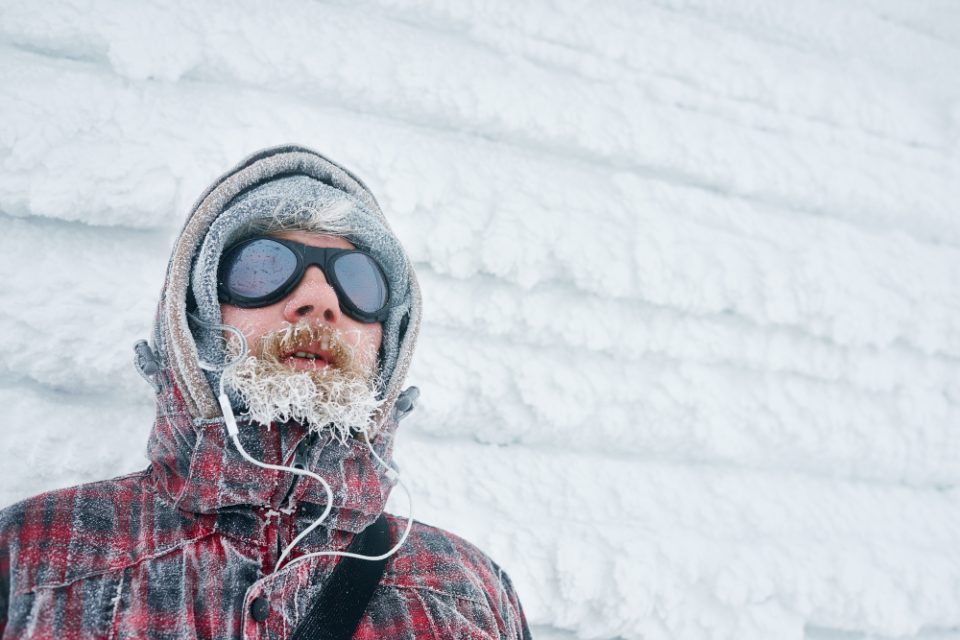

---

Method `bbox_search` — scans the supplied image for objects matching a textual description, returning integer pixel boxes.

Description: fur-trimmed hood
[139,145,422,532]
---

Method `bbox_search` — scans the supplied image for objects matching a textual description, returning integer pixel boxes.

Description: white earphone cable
[211,337,413,574]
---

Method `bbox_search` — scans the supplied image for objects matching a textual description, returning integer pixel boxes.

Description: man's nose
[281,266,341,324]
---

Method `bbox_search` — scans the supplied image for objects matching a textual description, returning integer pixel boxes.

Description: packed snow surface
[1,1,959,638]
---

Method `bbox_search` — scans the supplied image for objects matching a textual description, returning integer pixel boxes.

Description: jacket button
[250,597,270,622]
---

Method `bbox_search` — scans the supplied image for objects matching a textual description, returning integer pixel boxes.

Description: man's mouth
[279,346,333,370]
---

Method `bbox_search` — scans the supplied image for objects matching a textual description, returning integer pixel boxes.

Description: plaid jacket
[0,382,531,639]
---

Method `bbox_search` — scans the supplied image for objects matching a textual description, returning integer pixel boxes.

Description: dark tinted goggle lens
[220,238,389,321]
[333,252,388,314]
[223,239,298,298]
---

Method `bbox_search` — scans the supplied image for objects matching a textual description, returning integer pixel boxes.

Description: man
[0,145,530,639]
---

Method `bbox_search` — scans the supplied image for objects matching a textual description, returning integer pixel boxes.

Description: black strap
[290,514,392,640]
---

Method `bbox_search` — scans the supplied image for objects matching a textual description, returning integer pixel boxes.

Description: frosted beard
[221,321,384,442]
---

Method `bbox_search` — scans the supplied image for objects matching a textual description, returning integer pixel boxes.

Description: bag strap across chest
[290,514,391,640]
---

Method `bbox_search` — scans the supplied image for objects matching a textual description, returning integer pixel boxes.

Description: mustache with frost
[221,321,384,442]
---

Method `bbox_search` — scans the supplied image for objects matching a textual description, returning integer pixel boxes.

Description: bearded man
[0,146,530,639]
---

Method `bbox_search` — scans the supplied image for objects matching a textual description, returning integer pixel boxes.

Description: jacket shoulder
[382,517,505,594]
[0,470,213,594]
[381,516,530,638]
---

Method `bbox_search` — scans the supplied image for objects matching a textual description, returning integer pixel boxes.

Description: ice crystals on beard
[222,321,384,442]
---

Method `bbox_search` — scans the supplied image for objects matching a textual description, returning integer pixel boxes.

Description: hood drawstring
[393,386,420,423]
[133,340,163,393]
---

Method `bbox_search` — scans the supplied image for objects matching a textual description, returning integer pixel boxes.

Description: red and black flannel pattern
[0,379,530,639]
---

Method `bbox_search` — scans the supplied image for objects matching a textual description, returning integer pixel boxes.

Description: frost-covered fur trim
[156,146,421,424]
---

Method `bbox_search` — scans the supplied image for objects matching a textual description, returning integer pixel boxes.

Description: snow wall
[1,1,960,638]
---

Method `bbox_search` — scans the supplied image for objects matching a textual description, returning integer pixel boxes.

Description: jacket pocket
[10,572,122,640]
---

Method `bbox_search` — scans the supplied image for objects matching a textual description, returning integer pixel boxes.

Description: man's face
[219,230,386,436]
[220,230,384,376]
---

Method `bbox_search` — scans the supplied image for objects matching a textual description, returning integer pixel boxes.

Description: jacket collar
[147,376,394,533]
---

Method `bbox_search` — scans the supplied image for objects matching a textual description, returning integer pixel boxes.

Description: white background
[1,1,959,638]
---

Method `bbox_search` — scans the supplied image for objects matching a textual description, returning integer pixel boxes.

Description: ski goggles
[217,236,390,323]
